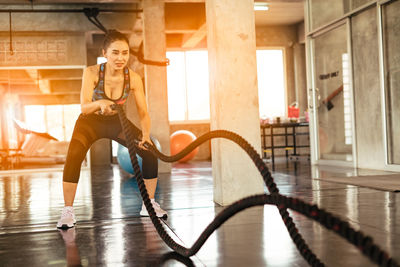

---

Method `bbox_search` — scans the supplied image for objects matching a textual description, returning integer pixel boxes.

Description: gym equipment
[114,104,398,267]
[117,144,141,174]
[170,130,199,163]
[117,136,161,175]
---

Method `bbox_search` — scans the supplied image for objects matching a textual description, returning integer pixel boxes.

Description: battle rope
[115,105,398,267]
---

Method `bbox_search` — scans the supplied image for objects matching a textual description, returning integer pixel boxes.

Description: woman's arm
[130,70,152,147]
[80,66,114,115]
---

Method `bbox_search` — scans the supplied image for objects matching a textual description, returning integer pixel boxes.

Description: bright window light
[24,105,46,133]
[167,52,187,121]
[166,51,210,121]
[256,49,286,119]
[166,49,286,122]
[185,51,210,120]
[342,53,352,145]
[24,104,81,141]
[254,3,269,11]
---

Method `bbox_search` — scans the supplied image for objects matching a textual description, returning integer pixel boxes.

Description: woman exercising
[57,30,167,229]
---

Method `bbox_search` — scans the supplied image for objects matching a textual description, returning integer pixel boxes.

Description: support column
[206,0,264,205]
[142,0,171,173]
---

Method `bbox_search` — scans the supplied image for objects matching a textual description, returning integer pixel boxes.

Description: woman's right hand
[97,99,116,115]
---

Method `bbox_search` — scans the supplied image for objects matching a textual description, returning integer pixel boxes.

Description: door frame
[306,17,357,168]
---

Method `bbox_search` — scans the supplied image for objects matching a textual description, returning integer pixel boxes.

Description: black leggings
[63,113,158,183]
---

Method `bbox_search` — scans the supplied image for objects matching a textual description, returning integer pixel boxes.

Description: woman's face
[103,40,130,70]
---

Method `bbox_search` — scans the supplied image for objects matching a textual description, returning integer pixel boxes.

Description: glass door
[310,22,354,165]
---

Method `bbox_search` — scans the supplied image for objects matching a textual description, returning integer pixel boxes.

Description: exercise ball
[117,136,161,175]
[170,130,199,163]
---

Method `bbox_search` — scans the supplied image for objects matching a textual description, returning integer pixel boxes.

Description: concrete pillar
[142,0,171,173]
[206,0,264,206]
[90,139,111,167]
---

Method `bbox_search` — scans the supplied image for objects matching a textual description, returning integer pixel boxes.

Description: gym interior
[0,0,399,266]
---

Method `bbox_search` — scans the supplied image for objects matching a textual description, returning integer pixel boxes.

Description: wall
[0,34,86,67]
[351,6,385,169]
[309,0,344,30]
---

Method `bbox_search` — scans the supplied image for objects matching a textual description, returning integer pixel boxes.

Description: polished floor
[0,158,399,267]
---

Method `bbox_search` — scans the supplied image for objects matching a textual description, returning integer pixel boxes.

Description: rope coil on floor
[115,105,398,267]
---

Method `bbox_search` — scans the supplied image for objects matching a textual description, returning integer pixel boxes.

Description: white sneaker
[140,199,168,218]
[57,206,76,229]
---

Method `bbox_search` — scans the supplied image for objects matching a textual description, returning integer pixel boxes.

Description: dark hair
[103,29,130,51]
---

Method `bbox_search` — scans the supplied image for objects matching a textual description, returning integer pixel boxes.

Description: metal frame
[307,0,376,37]
[305,37,318,164]
[377,1,389,168]
[305,1,356,168]
[346,17,358,169]
[377,0,400,171]
[304,0,318,164]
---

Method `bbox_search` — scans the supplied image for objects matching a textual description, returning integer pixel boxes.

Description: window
[167,51,210,121]
[24,104,81,141]
[256,49,286,119]
[166,49,286,121]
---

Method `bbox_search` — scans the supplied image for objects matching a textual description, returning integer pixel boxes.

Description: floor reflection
[262,205,303,266]
[58,228,83,267]
[0,159,399,266]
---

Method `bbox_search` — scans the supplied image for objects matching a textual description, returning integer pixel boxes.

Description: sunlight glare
[167,52,187,121]
[256,50,286,119]
[185,51,210,120]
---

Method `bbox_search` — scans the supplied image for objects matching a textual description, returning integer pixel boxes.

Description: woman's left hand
[138,134,151,150]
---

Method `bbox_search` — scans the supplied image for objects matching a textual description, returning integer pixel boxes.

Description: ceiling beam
[165,3,205,34]
[25,69,51,94]
[39,69,83,80]
[181,22,206,48]
[50,80,81,93]
[19,93,80,106]
[0,84,41,94]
